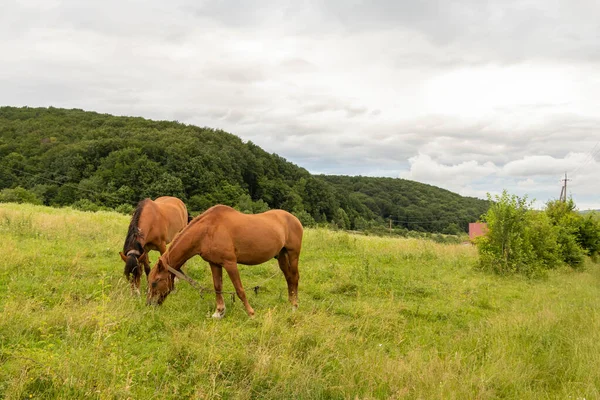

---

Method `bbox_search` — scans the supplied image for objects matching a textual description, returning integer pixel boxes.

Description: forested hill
[321,175,488,234]
[0,106,488,233]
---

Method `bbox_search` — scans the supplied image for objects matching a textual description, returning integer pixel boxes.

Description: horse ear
[138,252,148,264]
[156,258,165,272]
[119,252,127,262]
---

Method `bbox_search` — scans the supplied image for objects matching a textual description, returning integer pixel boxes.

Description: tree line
[0,106,489,233]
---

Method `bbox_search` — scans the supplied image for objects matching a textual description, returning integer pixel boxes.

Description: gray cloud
[1,0,599,208]
[320,0,600,63]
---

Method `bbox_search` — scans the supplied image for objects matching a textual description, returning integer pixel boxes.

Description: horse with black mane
[120,196,191,295]
[146,205,303,318]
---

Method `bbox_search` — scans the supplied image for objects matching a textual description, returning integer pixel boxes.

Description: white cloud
[502,153,587,177]
[399,153,499,194]
[517,178,536,188]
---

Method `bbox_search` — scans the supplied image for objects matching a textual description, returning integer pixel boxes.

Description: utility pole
[559,172,571,202]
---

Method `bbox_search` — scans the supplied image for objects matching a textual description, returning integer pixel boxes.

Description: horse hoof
[212,310,225,319]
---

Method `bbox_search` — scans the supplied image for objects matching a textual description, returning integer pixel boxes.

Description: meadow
[1,203,600,399]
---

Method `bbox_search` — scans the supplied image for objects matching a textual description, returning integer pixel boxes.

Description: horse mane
[166,205,216,253]
[123,199,148,253]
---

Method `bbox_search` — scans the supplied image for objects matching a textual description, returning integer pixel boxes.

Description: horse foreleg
[210,263,226,319]
[277,249,300,309]
[143,257,151,277]
[223,261,255,317]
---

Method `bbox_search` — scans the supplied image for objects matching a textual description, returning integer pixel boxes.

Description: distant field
[1,203,600,399]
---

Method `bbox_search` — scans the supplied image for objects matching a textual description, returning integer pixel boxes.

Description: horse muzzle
[146,295,164,306]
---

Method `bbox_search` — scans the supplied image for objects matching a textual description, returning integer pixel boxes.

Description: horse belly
[236,249,278,266]
[234,233,283,266]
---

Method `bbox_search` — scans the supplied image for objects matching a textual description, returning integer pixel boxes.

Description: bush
[477,192,600,276]
[477,191,539,276]
[443,223,462,235]
[71,199,100,212]
[546,199,586,268]
[0,187,43,205]
[576,214,600,259]
[524,211,561,270]
[115,203,134,215]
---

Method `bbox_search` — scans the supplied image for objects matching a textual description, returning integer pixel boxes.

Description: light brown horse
[119,196,190,295]
[146,205,303,318]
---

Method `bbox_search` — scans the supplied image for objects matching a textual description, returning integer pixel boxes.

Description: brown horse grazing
[119,196,190,295]
[146,205,303,318]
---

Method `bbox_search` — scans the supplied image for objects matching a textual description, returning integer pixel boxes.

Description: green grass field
[1,203,600,399]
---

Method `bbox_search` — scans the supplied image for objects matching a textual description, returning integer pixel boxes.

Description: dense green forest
[0,106,488,233]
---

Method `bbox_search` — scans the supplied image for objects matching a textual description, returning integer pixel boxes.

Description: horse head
[146,258,175,306]
[119,250,148,281]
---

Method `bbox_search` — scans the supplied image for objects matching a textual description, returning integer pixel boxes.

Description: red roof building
[469,222,488,240]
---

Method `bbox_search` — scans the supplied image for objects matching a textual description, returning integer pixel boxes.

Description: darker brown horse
[146,205,303,318]
[120,196,191,295]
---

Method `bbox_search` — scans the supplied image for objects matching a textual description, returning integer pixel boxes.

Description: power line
[571,141,600,176]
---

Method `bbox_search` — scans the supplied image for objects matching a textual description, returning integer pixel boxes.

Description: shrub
[477,191,539,276]
[115,203,134,215]
[0,186,43,205]
[545,199,586,268]
[477,193,600,276]
[71,199,100,212]
[576,213,600,259]
[524,211,561,270]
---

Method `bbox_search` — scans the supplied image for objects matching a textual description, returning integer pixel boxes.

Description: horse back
[206,207,303,263]
[146,197,188,243]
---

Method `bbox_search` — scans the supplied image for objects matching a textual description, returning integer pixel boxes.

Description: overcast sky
[2,0,599,209]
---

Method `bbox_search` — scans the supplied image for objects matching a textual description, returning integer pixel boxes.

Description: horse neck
[136,217,153,246]
[136,202,164,247]
[163,228,200,271]
[125,199,152,252]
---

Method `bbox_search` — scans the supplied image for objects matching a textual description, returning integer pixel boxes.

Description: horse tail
[187,208,193,224]
[124,255,139,280]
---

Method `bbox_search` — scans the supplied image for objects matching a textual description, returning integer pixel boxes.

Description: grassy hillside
[0,106,489,233]
[1,203,599,399]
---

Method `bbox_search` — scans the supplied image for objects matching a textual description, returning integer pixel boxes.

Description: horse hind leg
[277,248,299,310]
